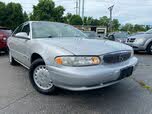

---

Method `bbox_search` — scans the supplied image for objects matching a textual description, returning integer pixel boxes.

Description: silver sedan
[7,21,138,95]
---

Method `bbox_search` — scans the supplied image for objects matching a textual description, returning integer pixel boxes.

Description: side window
[13,25,23,36]
[21,24,30,36]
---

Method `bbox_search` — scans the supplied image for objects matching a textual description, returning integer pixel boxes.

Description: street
[0,53,152,114]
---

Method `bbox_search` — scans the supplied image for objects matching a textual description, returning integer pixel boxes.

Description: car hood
[38,38,132,55]
[129,33,152,39]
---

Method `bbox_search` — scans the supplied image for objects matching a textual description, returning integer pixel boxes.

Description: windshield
[114,32,129,38]
[146,29,152,34]
[32,22,86,38]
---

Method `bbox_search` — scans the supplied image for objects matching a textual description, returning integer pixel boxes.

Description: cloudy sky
[1,0,152,25]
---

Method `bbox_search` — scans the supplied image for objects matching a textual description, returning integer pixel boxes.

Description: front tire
[146,43,152,54]
[29,59,56,95]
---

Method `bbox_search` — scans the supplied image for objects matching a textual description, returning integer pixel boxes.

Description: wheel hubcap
[33,65,53,90]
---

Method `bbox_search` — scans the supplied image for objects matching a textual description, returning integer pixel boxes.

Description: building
[74,25,107,36]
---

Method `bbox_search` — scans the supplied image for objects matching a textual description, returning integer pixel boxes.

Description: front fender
[30,42,74,67]
[145,38,152,49]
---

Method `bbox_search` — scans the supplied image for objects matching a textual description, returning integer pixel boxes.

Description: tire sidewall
[147,43,152,54]
[29,59,56,95]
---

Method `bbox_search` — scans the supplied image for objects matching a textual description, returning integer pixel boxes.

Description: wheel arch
[31,53,44,64]
[146,39,152,49]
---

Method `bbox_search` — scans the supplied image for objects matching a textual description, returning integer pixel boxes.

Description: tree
[112,19,120,31]
[5,2,24,30]
[83,16,99,26]
[69,15,83,25]
[31,0,65,22]
[134,24,145,32]
[54,6,65,22]
[145,25,151,31]
[23,11,29,22]
[63,13,72,24]
[83,16,88,25]
[91,19,100,26]
[0,2,6,26]
[99,16,110,27]
[86,17,94,25]
[121,23,134,33]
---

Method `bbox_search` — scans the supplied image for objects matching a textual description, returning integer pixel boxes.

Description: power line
[82,0,85,20]
[75,0,79,15]
[108,5,114,32]
[78,0,81,15]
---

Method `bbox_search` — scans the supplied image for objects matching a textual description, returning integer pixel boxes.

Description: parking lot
[0,53,152,114]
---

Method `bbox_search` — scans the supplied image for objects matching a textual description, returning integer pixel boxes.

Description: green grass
[138,81,152,92]
[132,77,152,93]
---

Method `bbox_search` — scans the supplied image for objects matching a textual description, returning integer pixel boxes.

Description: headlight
[55,56,101,66]
[134,38,145,44]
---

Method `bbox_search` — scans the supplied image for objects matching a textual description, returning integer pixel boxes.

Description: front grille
[127,38,136,43]
[103,51,131,64]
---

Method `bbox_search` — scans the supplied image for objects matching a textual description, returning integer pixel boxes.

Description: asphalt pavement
[0,52,152,114]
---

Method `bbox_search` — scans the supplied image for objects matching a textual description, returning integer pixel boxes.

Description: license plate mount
[118,66,133,80]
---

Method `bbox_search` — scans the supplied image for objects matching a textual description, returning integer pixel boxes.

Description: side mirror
[108,35,115,41]
[15,32,30,40]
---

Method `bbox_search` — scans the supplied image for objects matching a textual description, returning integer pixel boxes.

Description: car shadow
[134,51,150,55]
[44,79,143,112]
[0,51,8,56]
[57,84,118,96]
[55,79,136,98]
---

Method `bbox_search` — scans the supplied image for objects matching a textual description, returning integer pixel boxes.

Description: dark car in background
[106,32,130,43]
[0,27,12,53]
[126,29,152,54]
[131,32,145,36]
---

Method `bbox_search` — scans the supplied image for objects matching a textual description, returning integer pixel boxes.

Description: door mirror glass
[15,32,30,40]
[108,35,115,41]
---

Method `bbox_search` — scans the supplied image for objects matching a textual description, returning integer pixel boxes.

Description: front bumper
[126,43,146,51]
[47,57,138,91]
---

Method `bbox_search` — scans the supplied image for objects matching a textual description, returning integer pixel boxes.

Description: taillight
[2,37,7,41]
[0,33,7,42]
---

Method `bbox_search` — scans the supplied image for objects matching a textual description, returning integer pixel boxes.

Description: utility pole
[75,0,78,15]
[78,0,81,16]
[82,0,85,22]
[108,5,114,32]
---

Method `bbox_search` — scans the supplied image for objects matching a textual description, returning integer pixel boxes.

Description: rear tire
[134,50,139,54]
[9,50,18,65]
[146,43,152,54]
[5,48,9,54]
[29,59,56,95]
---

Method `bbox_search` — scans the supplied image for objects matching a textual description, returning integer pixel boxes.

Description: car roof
[0,26,9,29]
[26,21,66,25]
